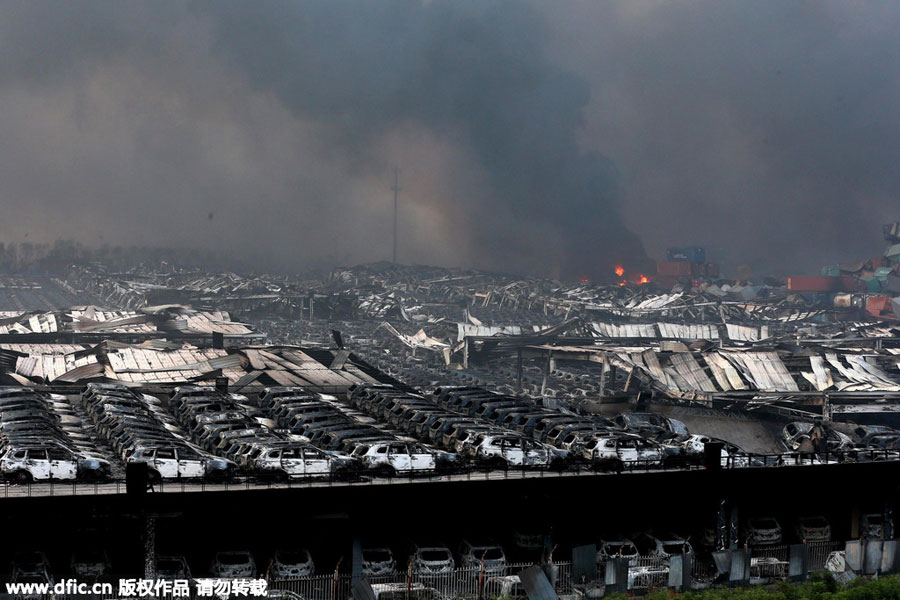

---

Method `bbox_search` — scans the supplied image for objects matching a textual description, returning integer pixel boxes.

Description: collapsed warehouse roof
[0,305,260,342]
[42,259,900,417]
[0,341,393,392]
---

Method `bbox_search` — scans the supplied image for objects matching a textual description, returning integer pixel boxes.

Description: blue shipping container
[666,246,706,262]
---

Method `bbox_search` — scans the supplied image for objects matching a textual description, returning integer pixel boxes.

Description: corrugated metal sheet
[591,322,656,338]
[665,352,718,392]
[721,351,799,392]
[726,323,767,342]
[657,322,719,340]
[457,323,523,341]
[824,353,900,391]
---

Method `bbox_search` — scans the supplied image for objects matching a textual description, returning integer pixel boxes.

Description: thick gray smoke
[198,0,646,279]
[546,1,900,275]
[0,1,898,277]
[0,0,643,279]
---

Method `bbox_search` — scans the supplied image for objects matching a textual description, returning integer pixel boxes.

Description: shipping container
[657,261,693,276]
[862,276,883,293]
[866,295,892,316]
[841,276,866,292]
[787,276,845,292]
[666,246,706,262]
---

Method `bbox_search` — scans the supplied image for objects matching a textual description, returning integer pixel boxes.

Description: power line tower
[391,167,401,264]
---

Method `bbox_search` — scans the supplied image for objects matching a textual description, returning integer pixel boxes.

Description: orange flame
[617,281,626,287]
[614,266,625,277]
[638,274,650,284]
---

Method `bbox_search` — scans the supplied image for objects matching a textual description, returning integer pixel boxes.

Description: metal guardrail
[268,562,573,600]
[808,540,846,571]
[750,544,790,563]
[1,449,898,499]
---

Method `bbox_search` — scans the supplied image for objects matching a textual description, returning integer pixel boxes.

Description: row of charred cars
[10,380,898,483]
[0,387,113,482]
[1,382,714,482]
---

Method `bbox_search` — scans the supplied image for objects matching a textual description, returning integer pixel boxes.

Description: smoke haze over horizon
[0,1,897,278]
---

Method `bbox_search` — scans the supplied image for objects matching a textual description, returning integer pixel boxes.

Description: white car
[251,444,353,479]
[210,551,257,578]
[0,446,78,482]
[641,533,693,558]
[459,540,507,576]
[362,547,397,576]
[583,435,664,468]
[125,445,233,480]
[155,555,192,580]
[781,422,853,452]
[596,538,639,566]
[794,516,831,542]
[745,517,782,546]
[269,549,315,578]
[351,442,437,474]
[70,549,111,579]
[464,433,553,468]
[861,513,884,539]
[409,544,454,577]
[10,551,54,597]
[681,435,743,458]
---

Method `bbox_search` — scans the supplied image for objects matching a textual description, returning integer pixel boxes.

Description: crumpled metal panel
[351,578,375,600]
[882,540,899,574]
[518,565,559,600]
[881,540,900,573]
[712,551,732,575]
[729,549,750,584]
[668,554,690,589]
[604,557,628,594]
[864,540,883,575]
[351,538,363,577]
[789,544,808,581]
[571,544,598,584]
[845,540,863,571]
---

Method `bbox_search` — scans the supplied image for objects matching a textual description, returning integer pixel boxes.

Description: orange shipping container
[866,295,892,316]
[657,261,692,276]
[787,276,843,292]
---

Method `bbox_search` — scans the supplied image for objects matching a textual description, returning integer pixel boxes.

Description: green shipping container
[862,276,883,293]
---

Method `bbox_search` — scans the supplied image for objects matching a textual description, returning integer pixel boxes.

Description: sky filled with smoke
[0,1,897,278]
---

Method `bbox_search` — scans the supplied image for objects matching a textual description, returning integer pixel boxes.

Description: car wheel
[206,469,229,483]
[13,470,32,484]
[147,469,162,483]
[490,456,508,470]
[601,459,623,473]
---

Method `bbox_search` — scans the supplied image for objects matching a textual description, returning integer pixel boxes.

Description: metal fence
[808,540,846,572]
[750,544,790,563]
[16,543,887,600]
[268,562,573,600]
